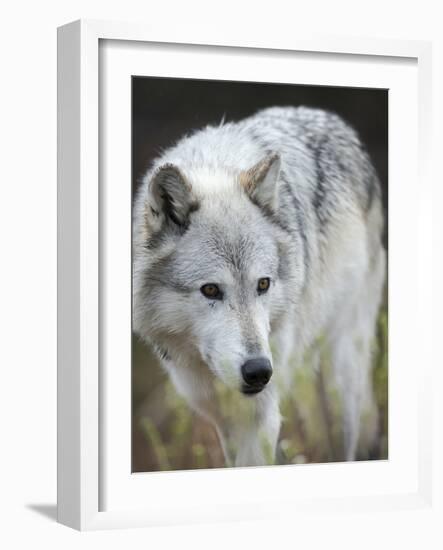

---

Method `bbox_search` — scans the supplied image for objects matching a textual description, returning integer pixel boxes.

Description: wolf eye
[200,283,222,300]
[257,277,270,294]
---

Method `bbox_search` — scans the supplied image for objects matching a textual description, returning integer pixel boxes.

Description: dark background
[132,77,388,237]
[131,77,389,472]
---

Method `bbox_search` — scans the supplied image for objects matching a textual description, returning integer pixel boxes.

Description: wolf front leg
[231,386,281,467]
[165,358,281,467]
[188,382,281,468]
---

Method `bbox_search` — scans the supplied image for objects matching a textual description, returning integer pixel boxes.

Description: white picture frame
[57,19,434,531]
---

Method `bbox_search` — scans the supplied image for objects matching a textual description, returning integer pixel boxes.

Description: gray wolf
[132,106,386,467]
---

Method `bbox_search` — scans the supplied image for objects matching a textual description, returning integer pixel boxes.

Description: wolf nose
[241,358,273,389]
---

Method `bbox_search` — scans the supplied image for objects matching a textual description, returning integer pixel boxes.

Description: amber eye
[200,283,222,300]
[257,277,270,294]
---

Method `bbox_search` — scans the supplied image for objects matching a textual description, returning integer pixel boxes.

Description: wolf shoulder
[253,106,381,215]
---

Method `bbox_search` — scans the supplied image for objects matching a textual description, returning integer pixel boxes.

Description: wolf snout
[241,358,273,395]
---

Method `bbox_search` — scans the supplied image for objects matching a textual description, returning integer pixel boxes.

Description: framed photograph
[57,19,433,530]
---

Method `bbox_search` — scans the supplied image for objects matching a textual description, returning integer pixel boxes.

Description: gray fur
[133,106,386,466]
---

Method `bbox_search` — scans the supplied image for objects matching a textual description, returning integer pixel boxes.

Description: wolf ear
[147,164,196,230]
[239,153,281,213]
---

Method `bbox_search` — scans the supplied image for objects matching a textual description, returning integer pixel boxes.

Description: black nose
[241,358,273,391]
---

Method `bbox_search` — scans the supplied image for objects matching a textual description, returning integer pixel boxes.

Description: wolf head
[133,153,302,395]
